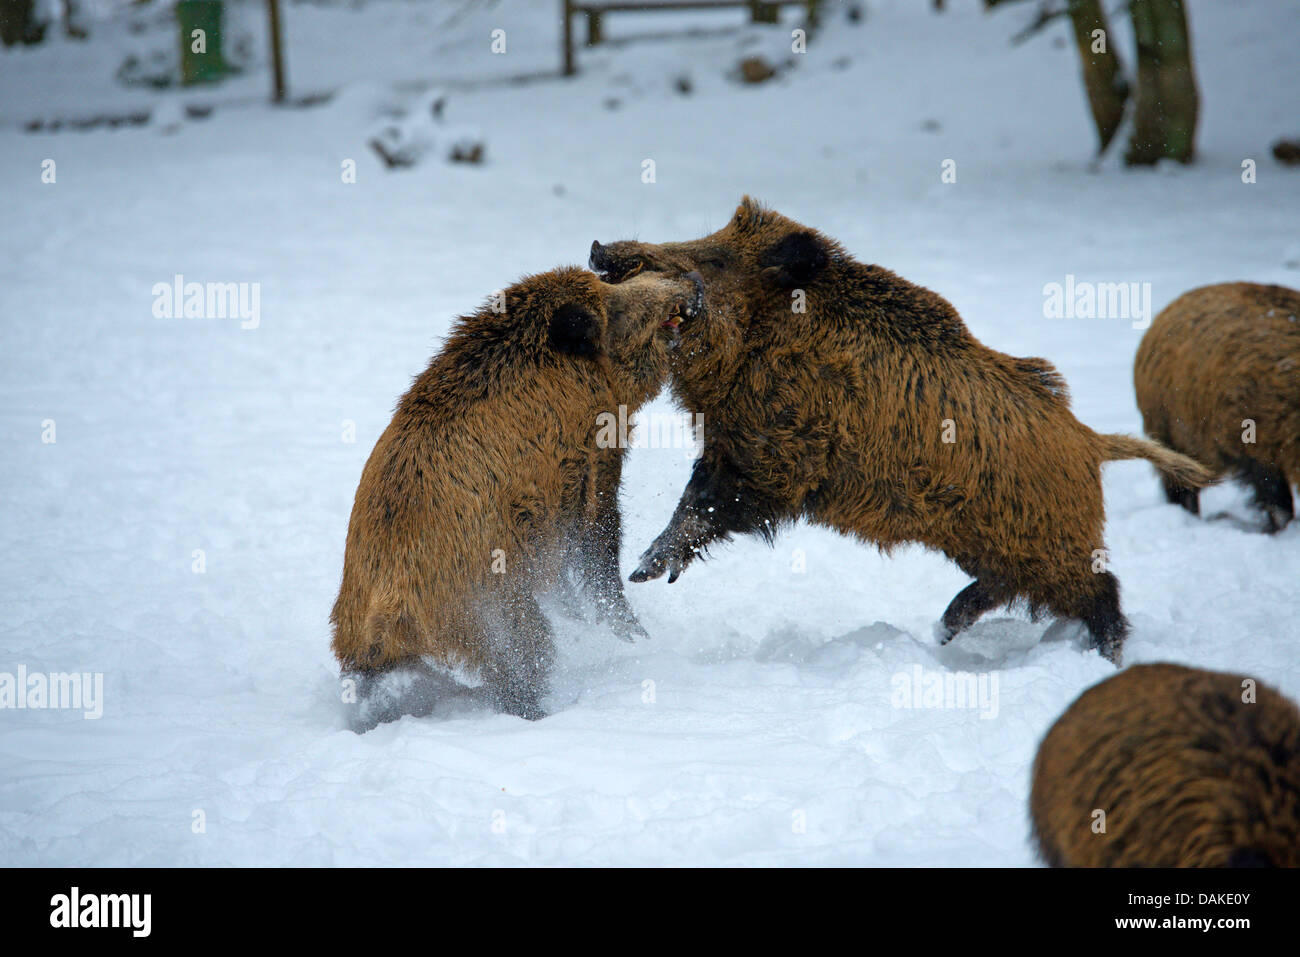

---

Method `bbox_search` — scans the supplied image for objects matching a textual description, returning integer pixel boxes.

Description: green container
[178,0,226,85]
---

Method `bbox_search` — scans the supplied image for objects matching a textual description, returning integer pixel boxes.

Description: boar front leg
[577,452,649,640]
[630,450,774,584]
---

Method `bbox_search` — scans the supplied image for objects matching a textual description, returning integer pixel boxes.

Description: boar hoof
[602,601,650,641]
[630,551,668,582]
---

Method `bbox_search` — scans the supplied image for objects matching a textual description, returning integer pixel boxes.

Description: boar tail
[1098,433,1217,489]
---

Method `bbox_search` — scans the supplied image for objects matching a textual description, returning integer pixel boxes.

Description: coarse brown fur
[592,197,1215,664]
[330,266,702,721]
[1030,663,1300,867]
[1135,281,1300,532]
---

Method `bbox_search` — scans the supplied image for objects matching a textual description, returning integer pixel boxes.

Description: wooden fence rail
[562,0,819,76]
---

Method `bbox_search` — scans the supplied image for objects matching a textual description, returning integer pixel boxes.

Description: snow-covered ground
[1,0,1297,866]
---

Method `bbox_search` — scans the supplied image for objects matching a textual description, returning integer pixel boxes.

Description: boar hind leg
[630,451,777,584]
[484,592,555,721]
[1239,459,1294,533]
[1162,474,1201,515]
[1065,571,1127,666]
[939,579,1007,643]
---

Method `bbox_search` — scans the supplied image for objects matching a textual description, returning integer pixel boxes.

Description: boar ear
[760,231,829,288]
[548,302,602,357]
[733,196,768,232]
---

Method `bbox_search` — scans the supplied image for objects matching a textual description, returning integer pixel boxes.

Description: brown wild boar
[591,197,1213,664]
[1135,281,1300,532]
[330,266,703,721]
[1030,662,1300,867]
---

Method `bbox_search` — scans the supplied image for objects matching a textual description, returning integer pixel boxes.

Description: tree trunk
[1126,0,1199,165]
[0,0,46,46]
[1066,0,1128,154]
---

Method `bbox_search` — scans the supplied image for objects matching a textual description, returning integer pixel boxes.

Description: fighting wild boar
[331,266,702,722]
[591,198,1212,663]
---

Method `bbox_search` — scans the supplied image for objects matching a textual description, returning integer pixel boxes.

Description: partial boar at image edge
[1030,663,1300,867]
[329,267,702,724]
[594,197,1215,665]
[1135,280,1300,533]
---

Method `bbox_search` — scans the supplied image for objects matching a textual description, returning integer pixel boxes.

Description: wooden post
[586,8,603,46]
[562,0,576,76]
[266,0,287,103]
